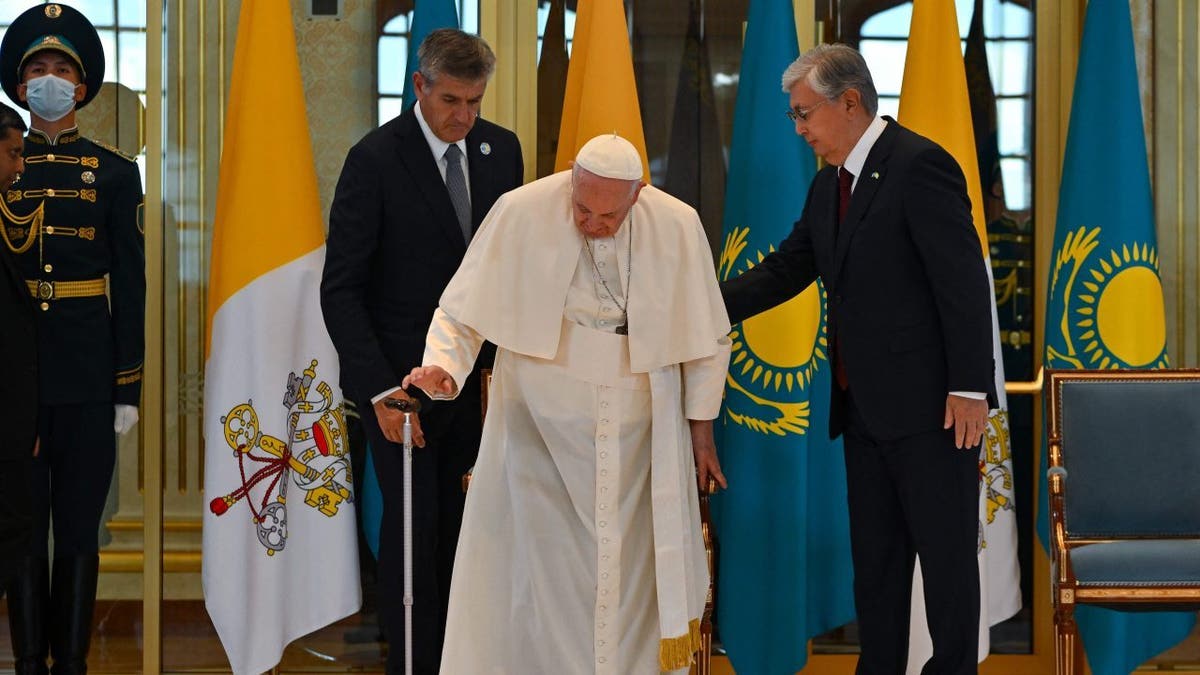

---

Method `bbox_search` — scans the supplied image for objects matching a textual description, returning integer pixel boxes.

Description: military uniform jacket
[0,127,144,406]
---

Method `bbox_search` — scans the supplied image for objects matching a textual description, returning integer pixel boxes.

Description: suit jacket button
[40,302,49,311]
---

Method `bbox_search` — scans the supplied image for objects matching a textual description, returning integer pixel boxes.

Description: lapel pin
[871,171,880,179]
[479,142,492,156]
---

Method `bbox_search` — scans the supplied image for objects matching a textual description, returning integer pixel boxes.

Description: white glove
[114,404,139,434]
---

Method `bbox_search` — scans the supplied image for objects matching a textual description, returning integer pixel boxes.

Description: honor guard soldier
[0,4,145,674]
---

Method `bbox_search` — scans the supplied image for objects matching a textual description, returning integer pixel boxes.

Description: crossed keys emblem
[208,359,353,555]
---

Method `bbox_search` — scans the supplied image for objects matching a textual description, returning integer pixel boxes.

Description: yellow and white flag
[201,1,359,673]
[554,0,650,181]
[898,0,1022,670]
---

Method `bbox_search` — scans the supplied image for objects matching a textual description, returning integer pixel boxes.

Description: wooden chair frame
[1045,369,1200,674]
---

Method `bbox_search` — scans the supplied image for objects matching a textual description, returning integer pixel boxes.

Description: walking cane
[384,395,422,675]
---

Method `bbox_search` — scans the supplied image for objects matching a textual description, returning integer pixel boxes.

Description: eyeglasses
[786,98,830,122]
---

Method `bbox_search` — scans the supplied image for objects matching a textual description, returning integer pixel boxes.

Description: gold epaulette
[90,138,137,162]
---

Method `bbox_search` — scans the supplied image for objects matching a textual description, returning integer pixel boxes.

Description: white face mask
[25,75,79,122]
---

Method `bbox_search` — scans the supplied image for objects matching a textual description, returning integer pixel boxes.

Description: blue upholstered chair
[1045,369,1200,674]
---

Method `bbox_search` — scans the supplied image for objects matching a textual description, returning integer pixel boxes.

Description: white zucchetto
[573,134,644,180]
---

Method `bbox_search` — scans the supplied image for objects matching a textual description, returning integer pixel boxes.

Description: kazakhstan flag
[401,0,461,111]
[1038,1,1196,673]
[712,1,855,672]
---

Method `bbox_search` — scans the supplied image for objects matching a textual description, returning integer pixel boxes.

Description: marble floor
[0,601,1195,672]
[0,600,389,672]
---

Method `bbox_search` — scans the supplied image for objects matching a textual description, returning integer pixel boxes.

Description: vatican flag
[201,1,360,673]
[554,0,650,182]
[898,0,1021,670]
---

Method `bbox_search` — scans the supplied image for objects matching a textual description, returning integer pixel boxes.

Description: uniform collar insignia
[28,126,79,146]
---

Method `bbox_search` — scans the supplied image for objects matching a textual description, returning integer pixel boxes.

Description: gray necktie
[443,144,472,243]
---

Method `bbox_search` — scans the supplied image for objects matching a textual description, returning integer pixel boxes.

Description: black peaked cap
[1,3,105,110]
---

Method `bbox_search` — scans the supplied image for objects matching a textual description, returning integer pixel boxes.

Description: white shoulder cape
[438,170,730,371]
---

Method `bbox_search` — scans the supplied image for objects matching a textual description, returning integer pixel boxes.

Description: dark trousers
[842,392,980,675]
[29,404,117,557]
[0,457,33,592]
[9,403,113,673]
[359,373,481,675]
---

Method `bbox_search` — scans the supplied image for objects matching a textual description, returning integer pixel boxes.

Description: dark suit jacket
[321,107,523,404]
[0,242,36,589]
[723,118,995,441]
[0,243,36,458]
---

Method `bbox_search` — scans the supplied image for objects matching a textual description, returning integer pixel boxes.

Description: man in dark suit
[320,28,523,675]
[0,102,36,597]
[721,43,995,675]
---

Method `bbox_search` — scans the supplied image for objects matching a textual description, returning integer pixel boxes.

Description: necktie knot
[444,144,462,162]
[838,166,854,191]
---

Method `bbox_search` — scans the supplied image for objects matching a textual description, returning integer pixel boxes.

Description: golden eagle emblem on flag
[208,358,352,555]
[719,226,829,436]
[1047,225,1167,370]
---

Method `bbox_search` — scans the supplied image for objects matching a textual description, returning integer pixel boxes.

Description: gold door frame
[145,0,165,672]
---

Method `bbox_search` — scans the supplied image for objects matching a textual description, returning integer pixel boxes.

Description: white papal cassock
[418,170,730,674]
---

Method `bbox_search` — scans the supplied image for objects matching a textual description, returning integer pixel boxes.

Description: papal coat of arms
[208,359,352,555]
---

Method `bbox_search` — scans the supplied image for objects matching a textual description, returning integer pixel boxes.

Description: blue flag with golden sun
[1038,1,1196,673]
[401,0,460,111]
[711,1,856,672]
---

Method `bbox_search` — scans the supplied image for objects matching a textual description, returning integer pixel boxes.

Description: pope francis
[403,134,732,674]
